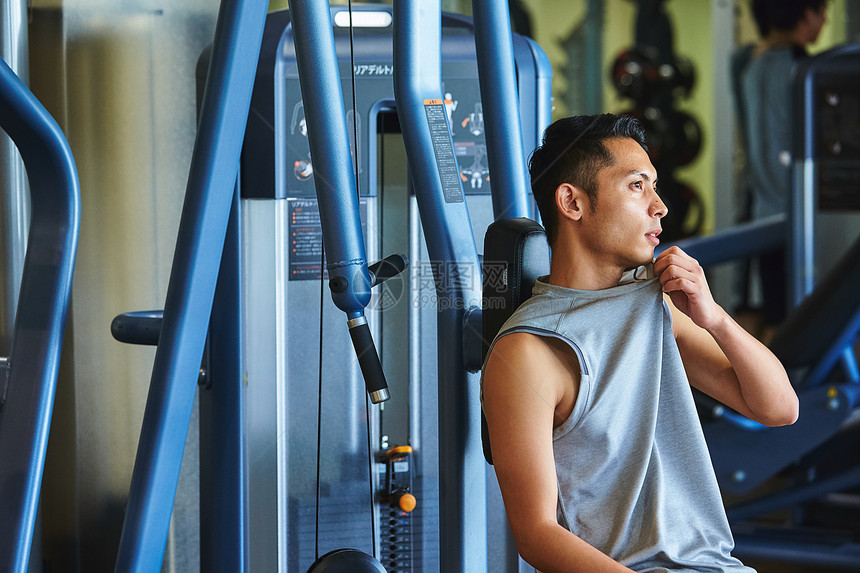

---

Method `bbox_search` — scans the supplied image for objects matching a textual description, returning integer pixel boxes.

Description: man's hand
[653,246,722,332]
[655,247,798,427]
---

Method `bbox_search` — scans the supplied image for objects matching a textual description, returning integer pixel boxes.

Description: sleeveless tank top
[486,274,754,572]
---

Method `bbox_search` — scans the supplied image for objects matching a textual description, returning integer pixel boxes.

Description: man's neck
[546,261,626,291]
[763,27,810,50]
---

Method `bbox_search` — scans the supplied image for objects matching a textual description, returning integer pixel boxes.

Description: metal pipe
[289,0,371,318]
[392,2,487,569]
[470,0,529,220]
[0,56,79,573]
[290,0,390,403]
[113,1,268,570]
[733,535,860,569]
[0,0,31,355]
[727,464,860,523]
[656,214,787,267]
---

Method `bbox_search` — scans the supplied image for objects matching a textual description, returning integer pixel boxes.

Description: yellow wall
[812,0,847,51]
[663,0,714,233]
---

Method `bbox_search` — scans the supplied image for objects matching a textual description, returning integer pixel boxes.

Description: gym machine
[653,44,860,569]
[211,3,549,570]
[0,59,80,572]
[110,0,550,571]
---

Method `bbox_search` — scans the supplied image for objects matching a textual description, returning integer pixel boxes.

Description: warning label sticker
[424,99,465,204]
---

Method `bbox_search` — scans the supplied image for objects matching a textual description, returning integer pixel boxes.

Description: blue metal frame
[289,0,371,318]
[656,214,786,266]
[199,190,244,572]
[471,0,530,220]
[790,43,860,306]
[113,1,268,570]
[0,58,80,573]
[392,2,488,569]
[289,0,390,404]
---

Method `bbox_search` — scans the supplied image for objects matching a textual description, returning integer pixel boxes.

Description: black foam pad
[480,218,550,464]
[481,218,551,360]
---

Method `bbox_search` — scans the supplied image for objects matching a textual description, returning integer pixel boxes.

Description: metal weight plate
[306,548,388,573]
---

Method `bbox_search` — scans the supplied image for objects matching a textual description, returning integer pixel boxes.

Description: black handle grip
[111,310,164,346]
[347,317,390,403]
[368,253,409,287]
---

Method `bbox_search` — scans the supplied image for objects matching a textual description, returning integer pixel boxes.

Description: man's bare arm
[482,333,634,573]
[654,246,798,427]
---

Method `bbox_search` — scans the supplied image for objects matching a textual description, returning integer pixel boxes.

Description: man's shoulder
[484,331,581,399]
[492,329,557,354]
[497,287,564,331]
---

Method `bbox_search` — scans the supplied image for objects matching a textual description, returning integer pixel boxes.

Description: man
[481,114,798,572]
[740,0,827,340]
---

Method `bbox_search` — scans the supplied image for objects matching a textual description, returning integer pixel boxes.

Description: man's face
[578,137,667,269]
[804,4,827,44]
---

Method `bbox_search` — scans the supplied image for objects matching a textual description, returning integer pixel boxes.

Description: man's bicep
[482,335,564,537]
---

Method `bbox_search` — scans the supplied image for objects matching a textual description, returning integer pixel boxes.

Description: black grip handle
[111,310,164,346]
[347,317,390,403]
[368,253,409,287]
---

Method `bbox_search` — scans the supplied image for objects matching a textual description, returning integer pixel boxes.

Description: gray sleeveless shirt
[488,274,753,572]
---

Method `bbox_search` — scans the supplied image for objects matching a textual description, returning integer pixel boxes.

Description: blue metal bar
[200,190,244,572]
[840,346,859,384]
[470,0,530,220]
[733,535,860,569]
[392,2,487,570]
[727,464,860,522]
[791,51,818,307]
[0,58,80,573]
[0,0,31,355]
[656,214,786,267]
[289,0,389,403]
[801,308,860,389]
[289,1,369,317]
[113,1,268,570]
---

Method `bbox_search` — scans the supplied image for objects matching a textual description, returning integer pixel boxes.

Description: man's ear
[555,182,588,222]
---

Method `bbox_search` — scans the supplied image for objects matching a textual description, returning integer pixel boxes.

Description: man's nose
[651,190,667,218]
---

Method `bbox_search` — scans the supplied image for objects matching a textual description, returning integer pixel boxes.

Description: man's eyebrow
[626,170,656,181]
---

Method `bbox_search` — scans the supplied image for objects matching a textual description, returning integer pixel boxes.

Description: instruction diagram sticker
[424,98,465,204]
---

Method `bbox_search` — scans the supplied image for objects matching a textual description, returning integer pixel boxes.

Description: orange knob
[397,493,417,513]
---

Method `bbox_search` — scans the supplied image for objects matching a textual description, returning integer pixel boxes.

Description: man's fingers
[657,263,698,289]
[655,249,700,273]
[660,276,698,296]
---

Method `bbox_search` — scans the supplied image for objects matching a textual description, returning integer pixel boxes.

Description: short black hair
[756,0,826,32]
[751,0,771,37]
[528,113,648,246]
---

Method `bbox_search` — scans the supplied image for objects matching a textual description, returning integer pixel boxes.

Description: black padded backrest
[482,218,551,361]
[480,218,551,464]
[769,232,860,382]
